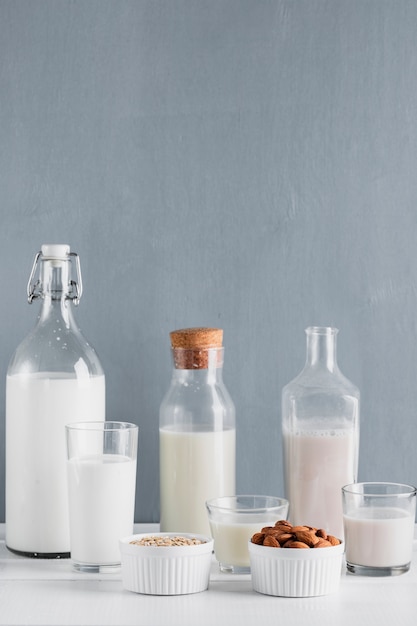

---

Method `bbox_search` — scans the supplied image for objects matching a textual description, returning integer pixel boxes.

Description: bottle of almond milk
[282,326,359,539]
[5,245,105,557]
[159,327,236,536]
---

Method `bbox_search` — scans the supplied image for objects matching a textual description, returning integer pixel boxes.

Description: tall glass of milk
[66,421,138,573]
[282,327,360,539]
[160,327,236,536]
[6,245,105,558]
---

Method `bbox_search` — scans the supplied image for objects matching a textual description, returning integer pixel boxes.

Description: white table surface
[1,523,417,626]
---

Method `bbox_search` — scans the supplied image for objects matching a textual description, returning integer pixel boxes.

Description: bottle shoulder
[282,366,360,429]
[159,375,235,428]
[282,365,359,398]
[161,378,234,406]
[7,321,104,377]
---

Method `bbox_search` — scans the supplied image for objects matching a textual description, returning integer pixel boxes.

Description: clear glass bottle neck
[38,259,76,327]
[39,259,72,300]
[171,347,224,384]
[305,327,338,372]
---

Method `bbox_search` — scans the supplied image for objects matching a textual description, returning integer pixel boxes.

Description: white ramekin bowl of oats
[120,532,214,595]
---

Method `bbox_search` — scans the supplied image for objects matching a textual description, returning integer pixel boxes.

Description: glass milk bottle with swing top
[5,244,105,557]
[282,326,359,539]
[159,327,236,536]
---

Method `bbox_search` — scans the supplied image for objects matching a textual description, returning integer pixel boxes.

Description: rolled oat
[130,535,206,547]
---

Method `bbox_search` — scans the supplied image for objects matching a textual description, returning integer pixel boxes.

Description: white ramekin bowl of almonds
[248,520,344,597]
[119,533,214,595]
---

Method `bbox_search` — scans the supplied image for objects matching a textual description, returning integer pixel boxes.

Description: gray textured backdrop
[1,0,417,523]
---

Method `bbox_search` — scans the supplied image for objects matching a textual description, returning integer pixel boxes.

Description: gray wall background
[1,0,417,523]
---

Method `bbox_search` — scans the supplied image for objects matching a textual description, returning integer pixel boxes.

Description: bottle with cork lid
[159,327,236,536]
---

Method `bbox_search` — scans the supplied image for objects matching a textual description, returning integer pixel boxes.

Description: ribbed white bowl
[248,540,344,597]
[120,533,213,595]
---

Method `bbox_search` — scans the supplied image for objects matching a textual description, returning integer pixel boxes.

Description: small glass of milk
[342,482,416,576]
[206,495,289,574]
[66,421,139,573]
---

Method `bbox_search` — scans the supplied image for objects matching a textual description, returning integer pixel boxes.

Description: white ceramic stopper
[41,244,70,259]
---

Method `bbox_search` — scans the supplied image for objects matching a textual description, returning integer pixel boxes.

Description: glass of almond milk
[206,495,289,574]
[342,482,416,576]
[66,421,138,573]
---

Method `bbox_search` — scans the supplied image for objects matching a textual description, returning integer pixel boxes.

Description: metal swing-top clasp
[27,244,83,306]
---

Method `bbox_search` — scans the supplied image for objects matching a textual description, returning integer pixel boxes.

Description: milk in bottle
[159,327,236,536]
[5,244,105,557]
[282,327,359,539]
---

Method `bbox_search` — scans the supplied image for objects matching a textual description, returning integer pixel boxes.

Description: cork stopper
[170,327,223,369]
[170,327,223,349]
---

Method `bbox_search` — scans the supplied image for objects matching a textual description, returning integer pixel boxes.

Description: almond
[294,529,320,547]
[251,532,265,545]
[314,538,332,548]
[316,529,328,540]
[327,535,341,546]
[263,535,280,548]
[261,530,282,540]
[285,540,310,549]
[274,520,292,529]
[275,532,293,544]
[274,524,293,534]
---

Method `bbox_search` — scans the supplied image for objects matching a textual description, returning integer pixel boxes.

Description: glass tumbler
[342,482,416,576]
[66,421,138,572]
[206,495,289,573]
